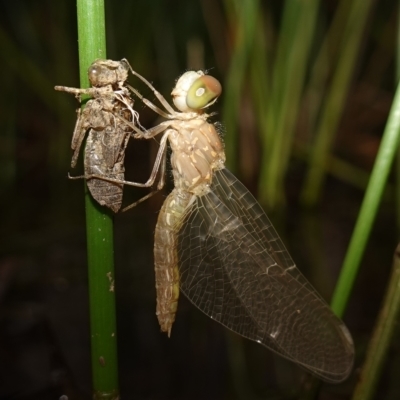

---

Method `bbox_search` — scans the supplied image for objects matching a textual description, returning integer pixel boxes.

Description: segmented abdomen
[85,127,130,212]
[154,188,192,336]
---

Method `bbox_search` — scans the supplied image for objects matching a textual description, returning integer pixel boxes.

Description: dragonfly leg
[122,58,178,117]
[68,130,169,188]
[127,85,173,119]
[70,107,91,168]
[69,173,143,186]
[113,112,170,140]
[54,85,96,101]
[120,133,169,212]
[135,121,171,140]
[121,135,168,213]
[121,189,159,212]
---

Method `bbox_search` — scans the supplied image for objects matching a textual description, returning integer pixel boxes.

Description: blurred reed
[2,0,399,397]
[352,243,400,400]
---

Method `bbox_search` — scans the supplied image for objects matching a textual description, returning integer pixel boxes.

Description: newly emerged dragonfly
[55,59,159,212]
[120,67,354,382]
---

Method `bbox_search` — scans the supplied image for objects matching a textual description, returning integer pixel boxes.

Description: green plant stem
[331,80,400,318]
[301,0,373,207]
[222,0,260,172]
[249,11,270,158]
[76,0,119,398]
[352,244,400,400]
[258,0,319,209]
[293,143,395,199]
[397,2,400,232]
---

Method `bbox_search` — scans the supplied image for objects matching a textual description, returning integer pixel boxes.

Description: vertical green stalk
[258,0,319,209]
[247,11,271,188]
[396,2,400,232]
[222,0,260,171]
[301,0,373,206]
[351,9,400,396]
[331,79,400,317]
[76,0,119,398]
[351,244,400,400]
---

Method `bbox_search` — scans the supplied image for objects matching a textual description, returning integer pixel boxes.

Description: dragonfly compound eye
[186,75,222,110]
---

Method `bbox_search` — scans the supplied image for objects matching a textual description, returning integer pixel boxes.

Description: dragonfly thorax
[168,119,225,194]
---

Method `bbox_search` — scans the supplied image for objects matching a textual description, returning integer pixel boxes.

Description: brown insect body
[55,59,136,212]
[82,94,133,212]
[154,118,225,335]
[127,69,354,383]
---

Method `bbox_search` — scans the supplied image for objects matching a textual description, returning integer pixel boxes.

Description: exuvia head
[88,59,129,87]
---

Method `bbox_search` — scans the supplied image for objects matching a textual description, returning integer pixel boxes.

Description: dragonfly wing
[177,168,354,382]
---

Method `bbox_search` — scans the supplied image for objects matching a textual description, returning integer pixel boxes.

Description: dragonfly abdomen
[154,188,192,336]
[84,125,130,212]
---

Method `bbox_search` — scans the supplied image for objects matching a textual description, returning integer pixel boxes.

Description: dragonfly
[109,66,354,382]
[55,59,160,212]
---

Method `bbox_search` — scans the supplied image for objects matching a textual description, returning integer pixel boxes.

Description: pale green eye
[186,75,222,110]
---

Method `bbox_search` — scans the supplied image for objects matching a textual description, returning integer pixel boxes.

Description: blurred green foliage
[0,0,395,210]
[1,0,400,399]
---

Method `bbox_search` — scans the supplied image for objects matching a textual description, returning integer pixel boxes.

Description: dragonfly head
[172,71,222,113]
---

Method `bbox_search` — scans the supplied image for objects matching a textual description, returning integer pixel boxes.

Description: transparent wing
[177,168,354,382]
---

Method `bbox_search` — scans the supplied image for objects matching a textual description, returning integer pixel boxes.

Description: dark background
[0,0,398,399]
